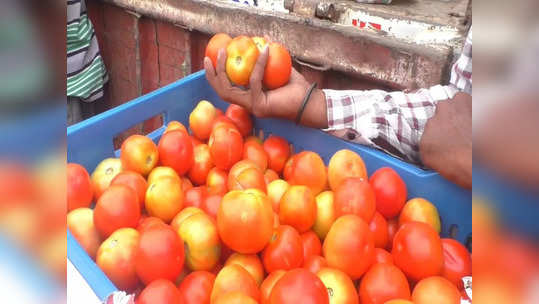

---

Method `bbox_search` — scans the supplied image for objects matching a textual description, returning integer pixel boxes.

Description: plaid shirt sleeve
[323,28,472,164]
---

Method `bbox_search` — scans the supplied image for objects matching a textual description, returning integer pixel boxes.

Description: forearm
[267,87,329,129]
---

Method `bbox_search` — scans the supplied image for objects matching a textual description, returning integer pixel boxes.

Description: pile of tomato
[67,100,471,304]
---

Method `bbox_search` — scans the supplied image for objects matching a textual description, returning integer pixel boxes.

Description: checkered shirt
[324,28,472,164]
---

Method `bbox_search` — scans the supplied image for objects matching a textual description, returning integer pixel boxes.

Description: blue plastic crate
[67,70,471,300]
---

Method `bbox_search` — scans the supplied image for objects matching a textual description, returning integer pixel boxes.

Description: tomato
[334,177,376,222]
[392,222,444,281]
[214,292,258,304]
[386,218,398,251]
[203,194,222,220]
[94,185,140,237]
[263,135,290,174]
[205,33,232,68]
[263,43,292,89]
[260,270,286,304]
[179,212,221,271]
[178,271,216,304]
[209,124,244,170]
[191,135,204,148]
[411,276,461,304]
[96,228,140,291]
[158,129,194,176]
[226,104,253,137]
[279,185,317,233]
[262,225,303,273]
[206,168,228,195]
[323,214,374,279]
[243,136,269,171]
[91,158,122,199]
[137,279,182,304]
[190,100,218,140]
[135,225,185,285]
[313,191,336,240]
[441,238,471,289]
[282,154,295,181]
[211,115,236,133]
[188,144,214,185]
[383,300,414,304]
[225,253,265,286]
[211,264,261,303]
[264,169,279,184]
[285,151,327,195]
[373,248,393,265]
[111,171,147,209]
[217,189,273,253]
[164,120,188,135]
[145,176,184,223]
[170,207,204,232]
[184,186,208,209]
[316,267,358,304]
[182,177,194,192]
[120,135,158,176]
[269,268,329,304]
[138,216,166,234]
[327,149,367,191]
[359,263,411,304]
[147,166,181,184]
[301,231,322,261]
[369,167,407,219]
[67,163,93,211]
[304,255,327,274]
[67,208,101,259]
[369,212,389,248]
[273,212,280,229]
[227,160,266,192]
[267,179,289,213]
[225,36,260,86]
[399,198,441,233]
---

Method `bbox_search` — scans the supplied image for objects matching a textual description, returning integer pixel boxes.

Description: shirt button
[347,132,356,140]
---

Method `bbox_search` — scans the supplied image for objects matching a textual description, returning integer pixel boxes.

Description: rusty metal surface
[101,0,458,89]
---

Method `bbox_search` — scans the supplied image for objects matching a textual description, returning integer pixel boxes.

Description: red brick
[141,79,160,95]
[111,77,139,107]
[156,21,189,50]
[158,45,186,68]
[139,18,157,43]
[106,39,138,85]
[103,4,137,33]
[87,1,105,47]
[104,29,137,50]
[159,64,184,86]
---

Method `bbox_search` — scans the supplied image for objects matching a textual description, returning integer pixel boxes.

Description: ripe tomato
[263,135,290,174]
[188,144,214,185]
[178,271,216,304]
[273,212,280,229]
[203,194,222,220]
[301,231,322,261]
[279,185,317,233]
[170,207,204,232]
[392,222,444,281]
[158,129,194,176]
[179,212,221,271]
[227,160,266,192]
[211,264,261,303]
[441,238,471,289]
[386,218,398,251]
[110,171,147,209]
[206,167,228,195]
[135,225,185,285]
[205,33,232,68]
[225,104,253,137]
[399,198,441,233]
[262,225,303,273]
[120,135,158,176]
[359,262,411,304]
[182,176,194,192]
[269,268,329,304]
[373,248,393,265]
[164,120,188,134]
[209,124,244,170]
[243,136,269,171]
[217,189,273,253]
[264,169,279,184]
[260,270,286,304]
[267,179,289,213]
[369,167,407,219]
[190,100,218,140]
[313,191,336,240]
[147,166,181,184]
[93,185,140,237]
[137,279,182,304]
[91,158,122,199]
[327,149,367,191]
[263,42,292,90]
[138,216,166,234]
[285,151,327,195]
[225,36,260,86]
[334,177,376,222]
[214,292,258,304]
[316,267,358,304]
[96,228,140,291]
[323,214,374,279]
[411,276,461,304]
[384,300,414,304]
[225,253,265,286]
[184,186,207,209]
[369,212,389,248]
[304,255,327,274]
[145,176,183,223]
[67,208,101,259]
[67,163,93,211]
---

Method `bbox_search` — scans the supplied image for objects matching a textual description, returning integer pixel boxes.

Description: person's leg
[67,97,83,126]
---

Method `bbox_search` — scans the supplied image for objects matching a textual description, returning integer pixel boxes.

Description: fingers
[216,48,227,75]
[204,57,217,86]
[249,45,269,91]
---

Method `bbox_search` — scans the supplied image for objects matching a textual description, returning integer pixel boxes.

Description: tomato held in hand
[67,163,93,211]
[226,104,253,137]
[369,167,407,219]
[262,225,303,273]
[263,43,292,90]
[269,268,329,304]
[441,238,471,289]
[120,135,158,176]
[206,33,232,68]
[359,262,411,304]
[226,36,260,86]
[178,271,216,304]
[137,279,182,304]
[316,267,358,304]
[93,185,140,238]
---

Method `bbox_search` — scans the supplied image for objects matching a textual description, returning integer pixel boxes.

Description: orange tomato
[383,300,414,304]
[164,120,188,134]
[334,177,376,222]
[264,169,279,184]
[158,129,194,176]
[90,158,122,199]
[137,279,182,304]
[243,136,269,171]
[138,216,166,234]
[214,292,258,304]
[217,189,273,253]
[182,176,194,192]
[110,171,147,209]
[266,179,289,213]
[373,248,393,265]
[263,43,292,90]
[313,191,336,240]
[184,186,208,209]
[209,124,244,170]
[93,185,140,237]
[227,160,266,193]
[359,262,411,304]
[178,271,216,304]
[269,268,329,304]
[369,167,407,219]
[190,100,218,140]
[273,212,280,229]
[96,228,140,291]
[211,264,261,303]
[398,198,441,233]
[316,267,358,304]
[262,225,303,273]
[67,208,101,259]
[191,134,204,148]
[279,185,317,233]
[147,166,180,184]
[263,135,290,174]
[411,276,461,304]
[260,270,286,304]
[170,207,204,232]
[188,144,214,185]
[327,149,367,191]
[225,36,260,86]
[205,33,232,68]
[386,218,398,251]
[179,212,221,271]
[203,194,223,220]
[301,231,322,261]
[225,253,265,286]
[304,255,327,274]
[285,151,327,195]
[206,167,228,195]
[145,176,183,223]
[67,163,93,211]
[226,104,253,137]
[120,135,158,176]
[369,212,389,248]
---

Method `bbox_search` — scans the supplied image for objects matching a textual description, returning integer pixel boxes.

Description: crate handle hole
[449,224,459,239]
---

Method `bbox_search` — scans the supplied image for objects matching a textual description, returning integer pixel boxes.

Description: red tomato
[269,268,329,304]
[188,144,214,186]
[137,279,181,304]
[243,137,269,171]
[225,36,260,86]
[441,238,471,289]
[412,276,461,304]
[225,104,253,137]
[164,120,188,135]
[205,33,232,68]
[334,177,376,222]
[120,135,159,176]
[279,185,317,233]
[111,171,147,209]
[158,129,194,175]
[178,271,216,304]
[301,231,322,261]
[137,216,166,234]
[67,163,93,211]
[373,248,393,265]
[304,255,327,274]
[203,194,222,220]
[262,42,292,89]
[392,222,444,281]
[263,135,290,174]
[262,225,303,273]
[369,212,389,248]
[227,160,266,193]
[264,169,279,184]
[93,185,140,238]
[386,218,398,251]
[260,270,286,304]
[369,167,407,219]
[135,225,185,285]
[209,124,244,170]
[285,151,327,195]
[359,263,410,304]
[225,253,265,286]
[184,186,208,209]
